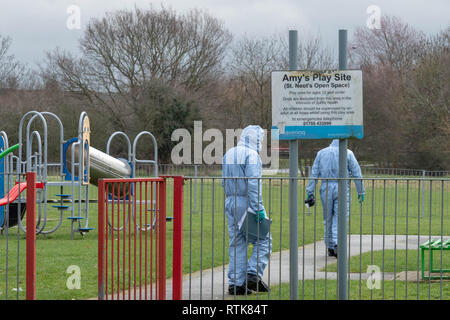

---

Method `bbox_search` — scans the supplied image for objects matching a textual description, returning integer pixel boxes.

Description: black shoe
[328,247,337,258]
[246,273,270,292]
[228,285,253,295]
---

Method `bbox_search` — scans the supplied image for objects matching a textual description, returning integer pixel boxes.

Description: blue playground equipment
[0,111,158,238]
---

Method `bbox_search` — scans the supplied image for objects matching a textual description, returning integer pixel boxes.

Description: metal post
[288,30,299,300]
[337,29,348,300]
[194,165,197,213]
[422,170,425,218]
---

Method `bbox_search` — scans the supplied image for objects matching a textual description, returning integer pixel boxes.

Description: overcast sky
[1,0,449,67]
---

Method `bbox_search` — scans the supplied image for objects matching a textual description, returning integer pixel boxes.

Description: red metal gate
[26,172,37,300]
[97,177,183,300]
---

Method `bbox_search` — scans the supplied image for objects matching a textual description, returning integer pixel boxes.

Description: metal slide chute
[0,182,44,206]
[0,181,44,229]
[64,144,132,186]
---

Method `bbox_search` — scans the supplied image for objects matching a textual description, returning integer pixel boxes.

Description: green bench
[420,239,450,280]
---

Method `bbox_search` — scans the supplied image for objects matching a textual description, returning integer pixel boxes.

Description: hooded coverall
[306,140,365,250]
[222,125,272,287]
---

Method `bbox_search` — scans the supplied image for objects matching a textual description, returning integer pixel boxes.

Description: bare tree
[279,32,336,70]
[227,32,335,130]
[228,34,284,129]
[348,15,426,166]
[350,16,449,169]
[401,27,450,169]
[350,15,426,76]
[0,35,27,89]
[41,5,231,131]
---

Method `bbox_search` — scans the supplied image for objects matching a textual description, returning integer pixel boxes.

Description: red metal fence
[97,176,184,300]
[26,172,37,300]
[0,172,43,300]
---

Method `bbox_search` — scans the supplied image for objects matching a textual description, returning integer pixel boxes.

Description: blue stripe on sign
[271,125,364,140]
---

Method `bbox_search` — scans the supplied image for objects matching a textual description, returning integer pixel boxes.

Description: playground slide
[0,182,27,207]
[89,146,132,186]
[0,182,44,207]
[66,144,132,186]
[0,181,44,229]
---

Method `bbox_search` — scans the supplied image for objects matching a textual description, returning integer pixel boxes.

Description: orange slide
[0,182,44,207]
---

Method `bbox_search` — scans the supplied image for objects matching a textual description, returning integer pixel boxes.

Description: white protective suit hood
[237,125,265,154]
[330,139,339,148]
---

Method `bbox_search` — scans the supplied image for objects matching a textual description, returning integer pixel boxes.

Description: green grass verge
[322,249,450,274]
[236,279,450,300]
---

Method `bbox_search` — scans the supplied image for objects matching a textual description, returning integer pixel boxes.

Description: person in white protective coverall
[306,139,365,258]
[222,125,272,295]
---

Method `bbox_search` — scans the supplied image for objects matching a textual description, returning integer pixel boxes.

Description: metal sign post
[272,29,362,301]
[288,30,299,301]
[337,29,348,300]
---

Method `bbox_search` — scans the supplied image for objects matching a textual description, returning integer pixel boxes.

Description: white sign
[271,70,363,139]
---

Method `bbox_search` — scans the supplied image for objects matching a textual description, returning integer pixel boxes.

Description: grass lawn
[236,279,450,300]
[322,249,450,274]
[237,249,450,300]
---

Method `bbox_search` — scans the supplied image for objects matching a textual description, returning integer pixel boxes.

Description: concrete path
[103,234,447,300]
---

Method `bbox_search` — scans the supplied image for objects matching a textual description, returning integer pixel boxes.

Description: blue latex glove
[254,210,265,223]
[358,193,365,204]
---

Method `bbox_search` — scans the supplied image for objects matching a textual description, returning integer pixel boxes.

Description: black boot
[246,273,270,292]
[228,284,253,295]
[328,247,337,258]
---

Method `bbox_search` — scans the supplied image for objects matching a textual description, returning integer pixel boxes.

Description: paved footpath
[103,234,446,300]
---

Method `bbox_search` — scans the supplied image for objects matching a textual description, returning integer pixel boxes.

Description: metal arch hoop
[30,112,66,235]
[132,131,158,177]
[16,112,49,234]
[132,131,158,231]
[40,112,64,178]
[18,111,48,175]
[19,112,68,235]
[106,131,132,162]
[106,132,133,232]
